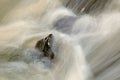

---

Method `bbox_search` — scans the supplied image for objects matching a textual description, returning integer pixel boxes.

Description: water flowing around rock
[0,0,120,80]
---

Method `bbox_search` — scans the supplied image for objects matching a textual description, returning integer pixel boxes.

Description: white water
[0,0,120,80]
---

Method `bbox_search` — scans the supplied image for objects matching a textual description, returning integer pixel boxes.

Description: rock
[35,34,54,60]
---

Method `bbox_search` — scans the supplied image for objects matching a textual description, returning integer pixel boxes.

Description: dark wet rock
[35,34,54,60]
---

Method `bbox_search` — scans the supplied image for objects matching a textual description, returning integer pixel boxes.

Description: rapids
[0,0,120,80]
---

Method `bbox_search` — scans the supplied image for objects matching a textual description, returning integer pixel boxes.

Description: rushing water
[0,0,120,80]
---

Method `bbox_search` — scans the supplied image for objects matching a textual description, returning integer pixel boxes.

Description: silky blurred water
[0,0,120,80]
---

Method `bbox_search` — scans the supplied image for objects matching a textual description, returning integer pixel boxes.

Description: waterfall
[0,0,120,80]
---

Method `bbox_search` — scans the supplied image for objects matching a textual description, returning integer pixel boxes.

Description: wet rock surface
[35,34,54,60]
